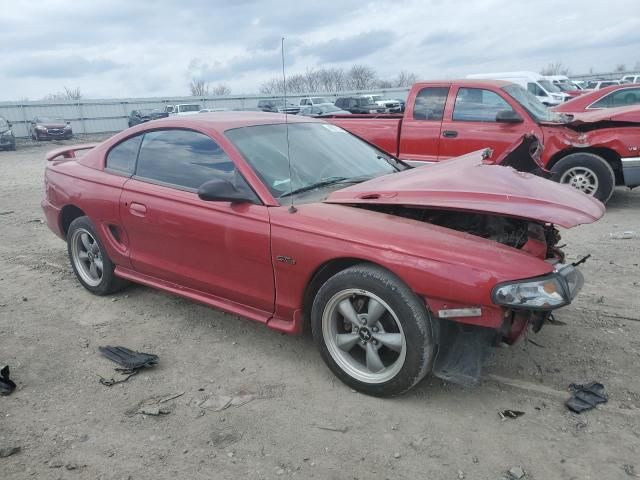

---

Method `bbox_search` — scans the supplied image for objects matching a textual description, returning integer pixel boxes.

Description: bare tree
[347,65,377,90]
[190,78,210,96]
[395,70,418,87]
[540,62,570,76]
[635,61,640,71]
[42,86,82,101]
[304,67,322,93]
[211,84,231,96]
[286,74,307,94]
[615,63,626,72]
[259,78,284,94]
[375,79,394,88]
[63,86,82,100]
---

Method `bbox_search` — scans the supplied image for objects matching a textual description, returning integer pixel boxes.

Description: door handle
[442,130,458,138]
[129,202,147,217]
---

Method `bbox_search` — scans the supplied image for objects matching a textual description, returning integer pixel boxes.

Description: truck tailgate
[325,115,402,156]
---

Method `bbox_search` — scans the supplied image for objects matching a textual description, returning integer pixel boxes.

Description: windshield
[371,95,383,102]
[139,109,161,115]
[502,84,565,123]
[538,80,561,93]
[180,104,201,112]
[312,97,331,104]
[36,117,64,123]
[556,82,579,92]
[318,105,343,114]
[225,123,399,201]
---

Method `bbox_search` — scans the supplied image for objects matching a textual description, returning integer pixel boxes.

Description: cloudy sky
[1,0,639,101]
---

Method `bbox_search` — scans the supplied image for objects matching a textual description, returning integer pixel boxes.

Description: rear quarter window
[105,135,143,175]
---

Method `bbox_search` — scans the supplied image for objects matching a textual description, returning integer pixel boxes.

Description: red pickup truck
[326,80,640,202]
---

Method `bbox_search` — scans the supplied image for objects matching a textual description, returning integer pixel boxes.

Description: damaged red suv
[41,113,603,396]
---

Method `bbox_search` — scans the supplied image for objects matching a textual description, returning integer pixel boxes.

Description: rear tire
[551,152,615,203]
[67,216,127,295]
[311,263,434,397]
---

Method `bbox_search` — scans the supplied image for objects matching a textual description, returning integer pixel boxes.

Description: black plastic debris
[0,365,16,396]
[499,409,525,421]
[565,382,608,413]
[98,346,158,387]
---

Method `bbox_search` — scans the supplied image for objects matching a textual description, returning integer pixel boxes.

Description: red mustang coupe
[553,84,640,113]
[42,113,603,396]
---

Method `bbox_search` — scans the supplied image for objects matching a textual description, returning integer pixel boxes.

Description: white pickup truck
[166,104,202,116]
[359,95,402,113]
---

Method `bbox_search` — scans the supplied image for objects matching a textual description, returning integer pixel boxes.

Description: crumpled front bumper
[622,157,640,188]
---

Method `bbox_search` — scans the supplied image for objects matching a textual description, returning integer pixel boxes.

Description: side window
[106,135,143,175]
[413,87,449,121]
[452,88,514,122]
[136,129,239,190]
[527,83,545,96]
[592,89,640,108]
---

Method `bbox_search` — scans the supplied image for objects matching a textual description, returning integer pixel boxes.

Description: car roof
[414,79,513,88]
[149,111,320,131]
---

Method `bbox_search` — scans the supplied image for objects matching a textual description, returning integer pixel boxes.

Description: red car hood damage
[324,150,605,228]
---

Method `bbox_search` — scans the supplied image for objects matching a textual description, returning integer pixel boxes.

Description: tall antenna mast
[281,36,296,213]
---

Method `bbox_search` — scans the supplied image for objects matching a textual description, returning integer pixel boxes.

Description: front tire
[551,152,615,203]
[67,216,127,295]
[311,263,434,397]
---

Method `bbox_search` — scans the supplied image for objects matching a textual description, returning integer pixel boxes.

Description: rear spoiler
[46,143,99,162]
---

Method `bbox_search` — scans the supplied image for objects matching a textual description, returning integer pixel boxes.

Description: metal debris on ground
[565,382,608,413]
[0,365,17,396]
[97,345,158,386]
[609,231,634,240]
[507,466,526,479]
[0,446,21,458]
[498,409,525,421]
[312,424,350,433]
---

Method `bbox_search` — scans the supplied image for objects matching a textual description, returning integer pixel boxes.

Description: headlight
[36,125,47,131]
[64,125,71,130]
[492,265,583,310]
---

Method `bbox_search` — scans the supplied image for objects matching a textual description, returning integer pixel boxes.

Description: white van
[466,71,570,106]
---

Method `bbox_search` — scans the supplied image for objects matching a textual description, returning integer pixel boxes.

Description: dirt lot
[1,135,639,480]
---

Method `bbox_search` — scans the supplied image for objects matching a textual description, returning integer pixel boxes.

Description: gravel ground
[1,136,639,480]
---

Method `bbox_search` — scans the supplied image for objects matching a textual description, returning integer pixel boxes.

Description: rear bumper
[41,198,65,240]
[622,157,640,188]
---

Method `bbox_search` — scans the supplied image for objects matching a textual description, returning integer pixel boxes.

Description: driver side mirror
[496,109,523,123]
[197,178,256,203]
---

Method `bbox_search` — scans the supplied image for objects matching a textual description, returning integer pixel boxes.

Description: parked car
[335,97,386,114]
[257,99,300,114]
[298,105,351,117]
[42,113,602,396]
[199,108,229,113]
[583,80,621,90]
[30,117,73,141]
[326,79,640,202]
[360,95,402,113]
[620,74,640,84]
[0,116,16,151]
[127,109,169,127]
[544,76,584,98]
[299,97,334,107]
[553,84,640,113]
[467,71,570,105]
[166,104,202,116]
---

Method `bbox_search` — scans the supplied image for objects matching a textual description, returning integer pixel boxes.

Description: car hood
[324,150,605,228]
[38,122,67,128]
[560,105,640,125]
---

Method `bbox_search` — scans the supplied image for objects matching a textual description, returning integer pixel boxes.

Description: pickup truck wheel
[551,152,615,203]
[311,263,434,397]
[67,216,127,295]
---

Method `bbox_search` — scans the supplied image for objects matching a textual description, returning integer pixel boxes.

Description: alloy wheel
[322,289,407,384]
[559,166,599,196]
[70,228,104,287]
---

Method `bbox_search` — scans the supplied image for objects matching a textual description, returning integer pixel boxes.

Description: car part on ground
[41,113,603,396]
[98,345,158,386]
[565,382,608,413]
[0,365,16,395]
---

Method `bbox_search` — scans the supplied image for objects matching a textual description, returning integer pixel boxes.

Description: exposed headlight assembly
[493,265,583,310]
